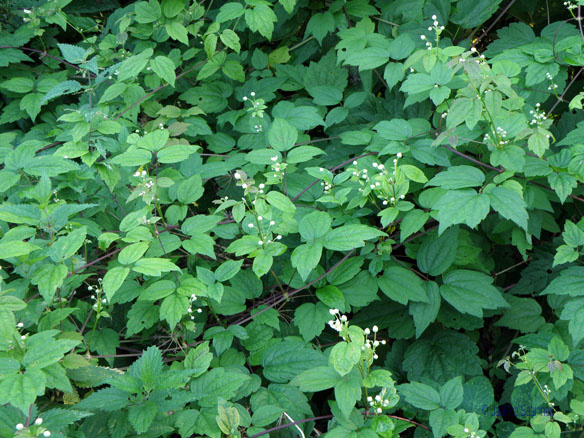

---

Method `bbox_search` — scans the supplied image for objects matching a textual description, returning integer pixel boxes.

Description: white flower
[35,418,43,425]
[243,96,248,101]
[197,308,202,313]
[329,308,339,315]
[276,235,282,240]
[17,322,23,328]
[23,8,32,14]
[241,183,247,189]
[234,172,241,179]
[257,216,263,221]
[432,14,437,19]
[21,335,26,340]
[353,161,358,165]
[271,156,278,162]
[372,325,378,333]
[248,223,254,228]
[258,240,263,245]
[269,220,275,226]
[16,424,23,430]
[364,328,370,335]
[43,431,51,437]
[259,183,265,189]
[250,91,256,96]
[397,152,402,158]
[420,35,426,40]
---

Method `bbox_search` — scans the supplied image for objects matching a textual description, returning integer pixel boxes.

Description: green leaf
[306,12,335,45]
[134,0,161,23]
[118,242,149,265]
[262,340,327,383]
[316,285,346,312]
[548,172,578,204]
[401,165,428,183]
[133,258,181,276]
[330,342,360,376]
[128,400,158,434]
[433,189,490,234]
[299,211,332,241]
[560,297,584,345]
[150,56,176,87]
[378,266,429,305]
[486,186,528,230]
[268,118,298,152]
[220,29,241,53]
[294,302,331,341]
[440,377,463,409]
[103,267,130,301]
[1,77,34,93]
[162,0,185,18]
[335,376,361,419]
[324,225,386,251]
[291,365,341,391]
[426,166,485,189]
[117,48,153,82]
[111,148,152,166]
[215,259,243,282]
[0,241,38,259]
[0,369,45,413]
[494,296,544,333]
[409,281,441,338]
[216,2,244,23]
[440,270,508,317]
[47,227,86,262]
[31,263,68,303]
[160,294,188,330]
[265,191,296,213]
[20,93,43,121]
[417,227,458,276]
[287,146,325,163]
[291,242,323,281]
[245,5,277,40]
[165,21,189,45]
[451,0,502,28]
[400,382,441,410]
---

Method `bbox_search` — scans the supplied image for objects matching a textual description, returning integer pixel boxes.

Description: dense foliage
[2,0,584,436]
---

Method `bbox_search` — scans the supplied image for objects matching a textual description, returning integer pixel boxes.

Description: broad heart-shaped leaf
[409,281,441,338]
[329,342,360,376]
[542,266,584,296]
[294,302,331,341]
[265,190,296,213]
[128,346,164,392]
[334,374,362,419]
[262,340,327,383]
[560,297,584,345]
[494,296,544,333]
[324,225,386,251]
[440,377,463,409]
[417,227,458,276]
[0,369,45,413]
[30,263,68,303]
[399,381,441,410]
[486,186,528,230]
[291,365,341,391]
[103,266,130,301]
[440,270,509,317]
[378,266,429,305]
[433,189,490,234]
[306,11,335,44]
[299,211,332,241]
[268,118,298,151]
[426,165,485,190]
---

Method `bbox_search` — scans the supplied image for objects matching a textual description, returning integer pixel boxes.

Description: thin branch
[472,0,519,44]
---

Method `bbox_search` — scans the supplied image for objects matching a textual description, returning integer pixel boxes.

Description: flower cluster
[463,428,478,438]
[367,387,395,414]
[351,155,406,206]
[328,309,348,332]
[484,126,509,147]
[243,92,267,132]
[546,72,558,91]
[363,325,386,360]
[420,15,445,50]
[529,103,548,126]
[88,278,106,311]
[187,294,202,319]
[248,215,281,246]
[564,1,577,10]
[16,417,51,436]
